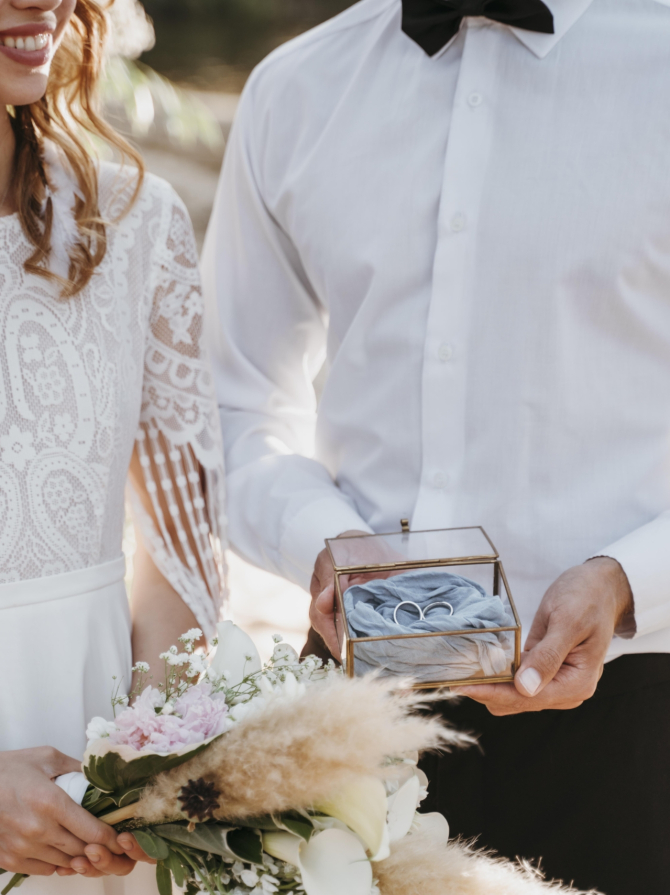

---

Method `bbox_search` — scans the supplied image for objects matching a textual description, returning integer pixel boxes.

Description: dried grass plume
[376,830,603,895]
[138,675,468,823]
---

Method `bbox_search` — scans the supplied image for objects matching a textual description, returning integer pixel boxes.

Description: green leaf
[155,822,264,864]
[133,830,170,862]
[1,874,27,895]
[166,849,185,888]
[273,812,314,842]
[83,735,222,794]
[156,861,172,895]
[227,828,263,865]
[118,785,144,808]
[154,823,239,860]
[232,815,282,831]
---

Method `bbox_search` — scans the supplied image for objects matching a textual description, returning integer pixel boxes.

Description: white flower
[86,716,116,743]
[166,652,190,667]
[272,643,300,667]
[0,425,36,472]
[132,661,150,674]
[260,874,280,894]
[240,870,259,887]
[186,654,208,678]
[272,634,283,643]
[210,621,262,688]
[179,628,203,642]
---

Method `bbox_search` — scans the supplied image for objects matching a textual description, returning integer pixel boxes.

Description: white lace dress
[0,161,226,893]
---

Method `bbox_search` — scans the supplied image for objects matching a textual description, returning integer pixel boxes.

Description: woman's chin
[0,72,49,108]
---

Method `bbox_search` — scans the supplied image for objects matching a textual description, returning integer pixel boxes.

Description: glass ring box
[327,524,521,689]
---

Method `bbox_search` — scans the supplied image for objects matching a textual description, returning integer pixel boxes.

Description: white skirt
[0,557,159,894]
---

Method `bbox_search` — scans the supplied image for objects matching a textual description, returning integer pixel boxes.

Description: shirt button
[468,92,483,108]
[432,471,449,490]
[438,343,453,362]
[450,213,466,233]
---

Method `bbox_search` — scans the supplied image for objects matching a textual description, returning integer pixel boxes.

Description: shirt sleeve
[201,80,371,591]
[130,185,228,637]
[592,511,670,640]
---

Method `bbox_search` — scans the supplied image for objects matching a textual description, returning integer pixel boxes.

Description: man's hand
[310,529,407,656]
[310,530,370,657]
[0,747,129,878]
[455,558,634,716]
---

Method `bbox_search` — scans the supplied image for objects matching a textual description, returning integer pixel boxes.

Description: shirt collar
[509,0,594,58]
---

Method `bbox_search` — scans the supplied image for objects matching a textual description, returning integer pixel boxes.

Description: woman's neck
[0,110,16,216]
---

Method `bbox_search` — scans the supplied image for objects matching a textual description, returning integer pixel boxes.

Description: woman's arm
[129,527,206,683]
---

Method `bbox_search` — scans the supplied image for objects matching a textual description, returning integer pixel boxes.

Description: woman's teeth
[2,33,50,51]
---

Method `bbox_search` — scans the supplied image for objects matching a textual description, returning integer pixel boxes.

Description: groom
[202,1,670,892]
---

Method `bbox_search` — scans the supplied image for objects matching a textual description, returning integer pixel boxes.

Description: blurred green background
[140,0,354,92]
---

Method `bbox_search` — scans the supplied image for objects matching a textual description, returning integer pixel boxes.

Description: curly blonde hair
[11,0,144,297]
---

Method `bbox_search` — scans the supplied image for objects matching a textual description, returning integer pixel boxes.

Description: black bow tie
[402,0,554,56]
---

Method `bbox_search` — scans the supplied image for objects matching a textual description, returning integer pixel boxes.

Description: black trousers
[419,654,670,895]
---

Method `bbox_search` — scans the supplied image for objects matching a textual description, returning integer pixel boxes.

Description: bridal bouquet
[2,623,594,895]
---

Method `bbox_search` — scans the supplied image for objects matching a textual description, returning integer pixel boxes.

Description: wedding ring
[423,601,454,617]
[393,600,424,625]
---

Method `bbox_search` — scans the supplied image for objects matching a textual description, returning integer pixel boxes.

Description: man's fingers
[118,834,157,864]
[310,584,341,657]
[315,583,335,616]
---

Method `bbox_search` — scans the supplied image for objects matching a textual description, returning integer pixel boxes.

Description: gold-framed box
[327,524,521,689]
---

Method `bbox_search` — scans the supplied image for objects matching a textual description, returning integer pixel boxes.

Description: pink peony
[109,682,229,753]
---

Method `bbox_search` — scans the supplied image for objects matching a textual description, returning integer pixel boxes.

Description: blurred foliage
[102,56,223,152]
[140,0,355,92]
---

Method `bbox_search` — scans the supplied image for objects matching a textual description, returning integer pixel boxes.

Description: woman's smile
[0,22,54,67]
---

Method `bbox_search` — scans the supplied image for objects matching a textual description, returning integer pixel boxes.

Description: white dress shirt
[202,0,670,660]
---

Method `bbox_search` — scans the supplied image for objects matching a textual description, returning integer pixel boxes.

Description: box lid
[326,526,498,573]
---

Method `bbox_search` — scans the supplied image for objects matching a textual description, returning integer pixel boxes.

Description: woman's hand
[0,747,129,877]
[67,834,155,878]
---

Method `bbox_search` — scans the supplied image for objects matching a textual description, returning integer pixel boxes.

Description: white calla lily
[299,829,373,895]
[370,818,390,863]
[262,831,301,866]
[413,811,450,847]
[263,828,373,895]
[315,776,388,857]
[210,621,262,688]
[386,774,421,843]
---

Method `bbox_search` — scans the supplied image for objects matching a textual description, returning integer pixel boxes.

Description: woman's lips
[0,32,53,67]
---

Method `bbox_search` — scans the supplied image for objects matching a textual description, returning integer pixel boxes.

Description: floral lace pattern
[0,163,226,634]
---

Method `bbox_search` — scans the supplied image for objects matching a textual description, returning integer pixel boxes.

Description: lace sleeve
[129,185,227,637]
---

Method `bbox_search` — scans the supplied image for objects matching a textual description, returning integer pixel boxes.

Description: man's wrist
[586,556,635,634]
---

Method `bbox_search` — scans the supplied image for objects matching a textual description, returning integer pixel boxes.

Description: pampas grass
[376,831,602,895]
[137,675,469,823]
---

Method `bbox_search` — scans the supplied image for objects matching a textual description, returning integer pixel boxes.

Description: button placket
[414,28,501,530]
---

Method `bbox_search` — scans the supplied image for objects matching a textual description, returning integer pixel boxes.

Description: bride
[0,0,226,890]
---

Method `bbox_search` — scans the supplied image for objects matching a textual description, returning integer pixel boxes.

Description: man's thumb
[514,633,569,697]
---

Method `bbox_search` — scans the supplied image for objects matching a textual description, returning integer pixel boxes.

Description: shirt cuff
[591,510,670,640]
[279,497,373,590]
